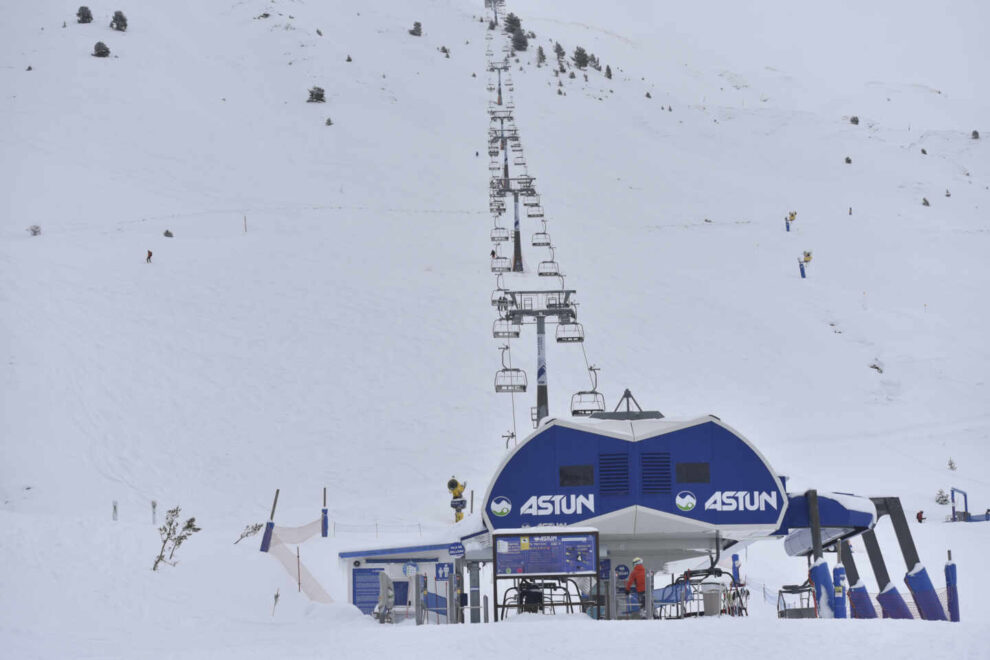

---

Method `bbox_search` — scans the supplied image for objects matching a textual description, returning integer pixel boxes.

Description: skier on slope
[916,510,926,523]
[146,250,153,264]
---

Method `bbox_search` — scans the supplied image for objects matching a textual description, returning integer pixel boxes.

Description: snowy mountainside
[2,0,989,656]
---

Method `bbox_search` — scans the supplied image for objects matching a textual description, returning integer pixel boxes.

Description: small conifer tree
[572,46,589,69]
[110,10,127,32]
[409,21,422,37]
[605,65,612,79]
[93,41,110,57]
[536,45,546,66]
[553,41,564,60]
[948,457,957,471]
[76,6,93,23]
[308,86,325,102]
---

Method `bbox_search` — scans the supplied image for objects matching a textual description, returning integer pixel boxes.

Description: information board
[494,532,597,576]
[352,567,383,614]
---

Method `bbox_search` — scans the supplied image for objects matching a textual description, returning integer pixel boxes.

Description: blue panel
[393,580,409,606]
[352,568,383,614]
[338,543,450,558]
[485,421,785,529]
[904,566,947,621]
[776,494,874,534]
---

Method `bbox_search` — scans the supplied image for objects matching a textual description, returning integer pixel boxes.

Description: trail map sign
[494,533,597,576]
[491,527,600,621]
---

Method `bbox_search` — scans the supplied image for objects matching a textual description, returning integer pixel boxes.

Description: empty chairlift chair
[491,223,510,243]
[538,248,560,277]
[527,205,544,219]
[523,195,541,208]
[571,367,605,416]
[532,221,551,247]
[493,317,521,339]
[495,345,527,393]
[556,321,584,343]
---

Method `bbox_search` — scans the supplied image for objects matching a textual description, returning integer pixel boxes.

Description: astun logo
[675,491,697,512]
[490,496,512,517]
[705,491,779,512]
[520,494,595,516]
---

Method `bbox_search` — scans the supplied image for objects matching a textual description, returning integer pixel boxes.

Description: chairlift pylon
[571,367,605,416]
[495,345,527,393]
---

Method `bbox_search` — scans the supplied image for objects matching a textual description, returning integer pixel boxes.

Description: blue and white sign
[402,561,418,577]
[448,542,465,558]
[598,558,611,581]
[494,532,598,577]
[436,562,453,581]
[615,564,630,581]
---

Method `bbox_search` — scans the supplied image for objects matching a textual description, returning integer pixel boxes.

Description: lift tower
[500,289,578,425]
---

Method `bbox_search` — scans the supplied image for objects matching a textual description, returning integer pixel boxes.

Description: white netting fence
[266,520,332,604]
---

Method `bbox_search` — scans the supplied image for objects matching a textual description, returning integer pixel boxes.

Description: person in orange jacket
[625,557,646,610]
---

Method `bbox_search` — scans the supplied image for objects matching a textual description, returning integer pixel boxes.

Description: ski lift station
[310,403,961,624]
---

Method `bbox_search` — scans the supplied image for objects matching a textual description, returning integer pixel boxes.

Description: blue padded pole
[840,540,877,619]
[259,521,275,552]
[731,554,741,586]
[321,508,329,538]
[799,261,806,278]
[905,565,947,621]
[945,551,959,622]
[861,528,912,619]
[832,564,847,619]
[809,558,836,618]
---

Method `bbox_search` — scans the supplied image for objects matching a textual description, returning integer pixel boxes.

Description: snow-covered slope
[1,0,988,657]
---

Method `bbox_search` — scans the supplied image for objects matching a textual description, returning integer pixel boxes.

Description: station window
[676,462,711,483]
[559,464,594,487]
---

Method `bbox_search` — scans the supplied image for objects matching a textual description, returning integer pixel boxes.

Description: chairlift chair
[538,260,560,277]
[523,195,541,207]
[556,321,585,343]
[527,206,544,219]
[495,346,527,393]
[570,367,605,416]
[532,230,551,247]
[493,318,521,339]
[491,256,511,273]
[491,226,510,242]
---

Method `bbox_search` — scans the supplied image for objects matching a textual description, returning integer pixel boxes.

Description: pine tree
[76,6,93,23]
[553,41,564,60]
[605,65,612,79]
[409,21,422,37]
[572,46,589,69]
[503,13,521,33]
[948,457,957,471]
[511,29,528,52]
[308,86,325,102]
[536,45,546,66]
[92,41,110,57]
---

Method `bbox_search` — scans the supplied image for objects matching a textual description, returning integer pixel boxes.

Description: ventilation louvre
[599,453,630,496]
[641,452,672,494]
